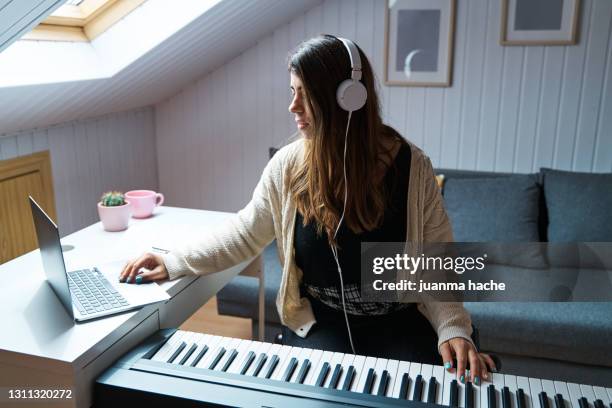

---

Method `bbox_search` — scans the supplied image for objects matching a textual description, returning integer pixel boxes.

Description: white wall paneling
[0,107,157,236]
[155,0,612,213]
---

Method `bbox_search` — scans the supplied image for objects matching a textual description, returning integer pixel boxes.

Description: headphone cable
[331,110,356,355]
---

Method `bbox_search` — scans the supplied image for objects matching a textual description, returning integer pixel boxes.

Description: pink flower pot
[97,201,132,231]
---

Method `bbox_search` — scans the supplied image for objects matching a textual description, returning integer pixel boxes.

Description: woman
[120,35,495,385]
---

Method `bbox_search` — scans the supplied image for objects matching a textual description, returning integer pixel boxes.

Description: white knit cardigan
[161,137,473,350]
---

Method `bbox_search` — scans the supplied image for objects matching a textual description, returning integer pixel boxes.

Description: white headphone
[331,37,367,355]
[336,37,368,112]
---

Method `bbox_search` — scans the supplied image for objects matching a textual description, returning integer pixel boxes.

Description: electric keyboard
[95,329,612,408]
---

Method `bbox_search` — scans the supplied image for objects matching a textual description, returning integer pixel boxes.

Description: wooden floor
[179,296,252,340]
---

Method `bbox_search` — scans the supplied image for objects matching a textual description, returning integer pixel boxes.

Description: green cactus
[100,191,126,207]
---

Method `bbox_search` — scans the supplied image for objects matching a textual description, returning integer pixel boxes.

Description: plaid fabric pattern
[304,283,410,316]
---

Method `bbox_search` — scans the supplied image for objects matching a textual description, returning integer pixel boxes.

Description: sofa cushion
[443,174,547,268]
[465,302,612,367]
[217,242,282,324]
[541,168,612,242]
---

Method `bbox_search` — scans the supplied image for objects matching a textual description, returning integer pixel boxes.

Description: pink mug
[125,190,164,218]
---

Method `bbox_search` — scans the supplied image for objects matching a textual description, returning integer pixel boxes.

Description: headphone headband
[338,37,362,81]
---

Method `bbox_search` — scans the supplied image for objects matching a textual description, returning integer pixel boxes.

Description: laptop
[29,196,170,322]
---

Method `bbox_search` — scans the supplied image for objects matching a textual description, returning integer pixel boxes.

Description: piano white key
[170,332,196,364]
[432,365,445,405]
[472,369,481,408]
[529,379,544,408]
[581,385,597,408]
[225,339,253,374]
[214,338,243,371]
[442,366,454,406]
[554,381,574,408]
[302,349,323,385]
[383,360,400,397]
[323,352,345,388]
[151,330,186,361]
[420,364,433,402]
[195,335,225,369]
[307,350,334,386]
[256,344,282,378]
[348,355,367,392]
[407,362,422,400]
[391,361,411,398]
[355,356,377,393]
[244,341,271,376]
[506,375,519,408]
[272,346,298,381]
[456,369,467,408]
[492,373,505,408]
[517,376,533,408]
[483,374,496,408]
[336,353,355,390]
[542,380,558,408]
[182,333,210,366]
[567,383,584,408]
[370,358,389,395]
[593,387,610,406]
[289,347,313,383]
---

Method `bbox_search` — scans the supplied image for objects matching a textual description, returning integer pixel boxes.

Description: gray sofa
[217,165,612,387]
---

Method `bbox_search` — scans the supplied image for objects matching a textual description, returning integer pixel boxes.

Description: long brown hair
[288,35,405,247]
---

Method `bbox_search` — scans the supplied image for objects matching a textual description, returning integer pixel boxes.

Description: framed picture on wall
[384,0,456,87]
[501,0,580,45]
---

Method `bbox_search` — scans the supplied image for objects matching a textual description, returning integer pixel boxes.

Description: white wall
[0,107,158,236]
[156,0,612,213]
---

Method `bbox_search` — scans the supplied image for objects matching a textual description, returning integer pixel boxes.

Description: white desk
[0,206,258,408]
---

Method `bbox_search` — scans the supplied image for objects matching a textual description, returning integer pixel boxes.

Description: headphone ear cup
[336,79,367,112]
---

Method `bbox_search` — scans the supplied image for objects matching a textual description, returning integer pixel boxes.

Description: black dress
[284,143,441,365]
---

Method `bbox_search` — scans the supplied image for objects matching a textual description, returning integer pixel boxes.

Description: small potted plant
[97,191,132,231]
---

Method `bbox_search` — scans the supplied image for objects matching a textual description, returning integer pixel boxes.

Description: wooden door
[0,151,56,264]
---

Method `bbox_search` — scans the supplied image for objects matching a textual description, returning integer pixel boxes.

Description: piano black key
[413,374,423,401]
[517,388,526,408]
[221,349,238,372]
[555,393,566,408]
[189,345,209,367]
[167,341,187,364]
[427,377,437,403]
[465,381,474,408]
[539,392,550,408]
[450,380,458,407]
[315,362,330,387]
[341,366,355,391]
[579,397,589,408]
[502,386,512,408]
[488,384,497,408]
[295,359,310,384]
[399,373,410,400]
[264,355,279,379]
[251,353,267,377]
[282,357,298,382]
[362,368,375,394]
[239,351,256,375]
[595,400,605,408]
[178,343,198,365]
[208,348,226,370]
[328,364,342,389]
[376,370,389,397]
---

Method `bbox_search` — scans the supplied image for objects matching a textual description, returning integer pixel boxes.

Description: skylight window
[23,0,146,42]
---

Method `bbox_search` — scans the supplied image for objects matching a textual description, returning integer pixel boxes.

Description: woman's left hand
[439,337,497,385]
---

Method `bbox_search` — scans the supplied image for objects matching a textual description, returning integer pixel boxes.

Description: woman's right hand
[119,252,169,284]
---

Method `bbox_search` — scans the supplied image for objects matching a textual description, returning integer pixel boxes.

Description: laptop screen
[28,196,74,319]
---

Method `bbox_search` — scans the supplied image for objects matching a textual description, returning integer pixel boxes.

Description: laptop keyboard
[68,268,129,316]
